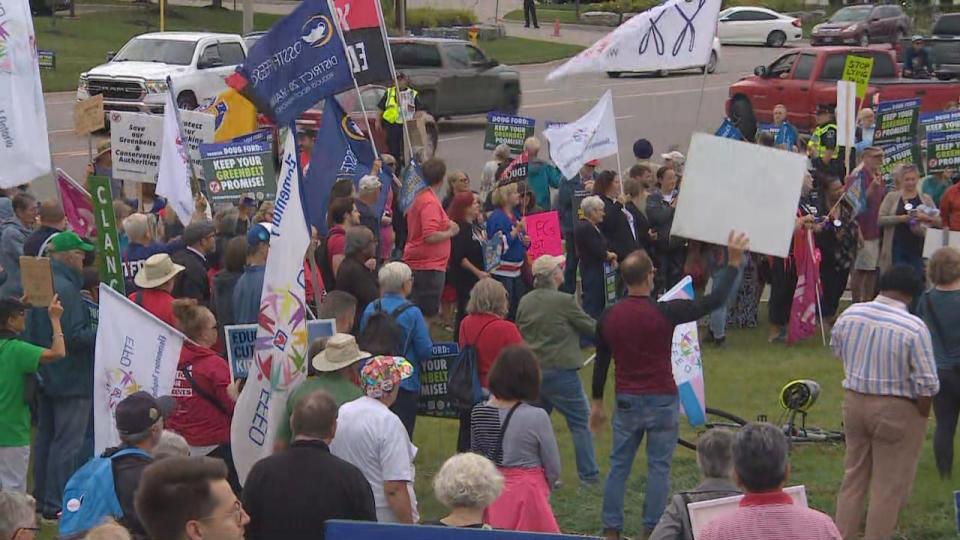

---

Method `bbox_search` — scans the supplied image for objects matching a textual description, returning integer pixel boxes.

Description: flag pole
[808,229,827,346]
[329,0,381,155]
[374,0,415,163]
[164,77,200,196]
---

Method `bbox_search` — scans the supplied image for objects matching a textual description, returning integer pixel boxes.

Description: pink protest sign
[524,210,562,262]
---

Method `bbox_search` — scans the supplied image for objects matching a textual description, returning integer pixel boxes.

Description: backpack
[315,237,337,291]
[59,448,151,536]
[447,319,496,410]
[358,300,416,356]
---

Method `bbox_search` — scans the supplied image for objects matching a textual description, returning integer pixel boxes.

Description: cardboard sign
[926,131,960,172]
[923,228,960,258]
[74,95,105,135]
[225,324,258,381]
[842,55,873,100]
[873,99,920,146]
[200,140,277,203]
[89,176,125,294]
[19,257,54,307]
[110,111,163,182]
[524,210,562,263]
[484,113,536,153]
[418,342,459,419]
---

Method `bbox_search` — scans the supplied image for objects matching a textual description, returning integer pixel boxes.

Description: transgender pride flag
[660,276,707,427]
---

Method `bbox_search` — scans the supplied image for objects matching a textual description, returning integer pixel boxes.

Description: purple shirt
[845,168,886,241]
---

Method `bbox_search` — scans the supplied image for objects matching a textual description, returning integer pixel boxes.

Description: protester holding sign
[816,177,861,323]
[594,171,638,266]
[447,192,489,341]
[524,137,564,212]
[487,182,529,320]
[557,161,597,294]
[482,145,512,202]
[879,165,941,278]
[576,196,616,320]
[846,147,888,303]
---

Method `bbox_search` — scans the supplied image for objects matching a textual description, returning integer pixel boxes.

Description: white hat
[134,254,185,289]
[661,150,685,163]
[531,254,565,277]
[312,334,370,372]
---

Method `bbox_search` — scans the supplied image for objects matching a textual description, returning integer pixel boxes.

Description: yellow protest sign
[842,55,874,100]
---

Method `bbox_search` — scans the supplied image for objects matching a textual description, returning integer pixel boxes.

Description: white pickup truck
[76,32,247,113]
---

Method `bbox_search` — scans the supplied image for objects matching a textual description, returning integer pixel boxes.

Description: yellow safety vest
[807,122,837,159]
[382,86,417,125]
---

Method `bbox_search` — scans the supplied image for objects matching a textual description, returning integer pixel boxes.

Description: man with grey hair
[516,254,599,485]
[244,390,376,540]
[356,174,384,260]
[0,491,38,540]
[359,262,432,437]
[650,429,739,540]
[700,423,841,540]
[121,213,184,293]
[335,227,379,331]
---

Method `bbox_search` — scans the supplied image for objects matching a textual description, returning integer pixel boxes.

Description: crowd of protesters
[1,92,960,540]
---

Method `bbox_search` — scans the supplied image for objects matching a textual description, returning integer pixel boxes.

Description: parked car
[727,46,960,139]
[718,7,803,47]
[30,0,71,15]
[897,14,960,80]
[607,36,721,78]
[811,4,911,47]
[77,32,247,113]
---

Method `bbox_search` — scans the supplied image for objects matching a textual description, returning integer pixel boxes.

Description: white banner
[157,90,195,225]
[93,284,183,455]
[110,111,163,183]
[0,0,52,187]
[231,129,310,484]
[543,90,619,179]
[546,0,722,82]
[836,80,857,148]
[180,109,215,177]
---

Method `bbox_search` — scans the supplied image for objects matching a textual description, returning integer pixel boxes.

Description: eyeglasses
[198,500,245,527]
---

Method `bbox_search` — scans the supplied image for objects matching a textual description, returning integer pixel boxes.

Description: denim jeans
[33,395,93,516]
[537,369,599,483]
[493,273,526,321]
[602,393,679,532]
[708,259,746,339]
[562,236,579,295]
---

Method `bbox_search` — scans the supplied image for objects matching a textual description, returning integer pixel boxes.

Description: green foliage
[404,7,478,29]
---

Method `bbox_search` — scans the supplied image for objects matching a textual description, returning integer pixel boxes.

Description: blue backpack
[447,320,496,410]
[59,448,150,536]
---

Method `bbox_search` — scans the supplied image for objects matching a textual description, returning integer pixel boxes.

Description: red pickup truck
[727,46,960,140]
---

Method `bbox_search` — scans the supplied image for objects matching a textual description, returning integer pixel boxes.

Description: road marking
[48,128,76,134]
[521,85,727,110]
[438,135,473,143]
[52,150,89,158]
[615,115,634,120]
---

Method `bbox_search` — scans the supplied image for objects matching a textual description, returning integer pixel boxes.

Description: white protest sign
[179,109,215,177]
[923,227,960,258]
[110,111,163,183]
[672,133,806,258]
[837,80,857,148]
[688,485,808,538]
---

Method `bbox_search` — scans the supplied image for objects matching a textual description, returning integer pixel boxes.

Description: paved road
[39,42,796,198]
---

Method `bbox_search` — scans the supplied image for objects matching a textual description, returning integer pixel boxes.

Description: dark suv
[811,4,911,46]
[388,37,522,118]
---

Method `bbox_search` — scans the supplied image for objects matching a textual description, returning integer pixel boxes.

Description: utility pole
[243,0,253,35]
[395,0,405,36]
[575,0,580,21]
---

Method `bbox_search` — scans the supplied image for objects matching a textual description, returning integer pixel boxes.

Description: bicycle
[677,379,844,450]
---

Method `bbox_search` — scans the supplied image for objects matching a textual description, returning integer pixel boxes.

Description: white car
[606,37,721,78]
[717,7,803,47]
[77,32,247,114]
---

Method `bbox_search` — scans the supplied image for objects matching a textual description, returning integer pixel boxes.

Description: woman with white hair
[482,143,512,201]
[428,453,504,528]
[575,195,617,320]
[0,491,38,540]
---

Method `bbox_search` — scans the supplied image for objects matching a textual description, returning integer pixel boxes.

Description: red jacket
[458,313,524,387]
[167,342,235,446]
[129,289,176,328]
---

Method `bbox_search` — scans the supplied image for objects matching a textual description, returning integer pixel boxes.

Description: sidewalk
[501,19,607,48]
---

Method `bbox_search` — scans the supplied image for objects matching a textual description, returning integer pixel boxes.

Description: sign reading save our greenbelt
[199,140,276,204]
[873,99,920,146]
[89,176,125,294]
[926,131,960,172]
[484,113,536,153]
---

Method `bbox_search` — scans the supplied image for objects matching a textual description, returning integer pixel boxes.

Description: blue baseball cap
[247,223,273,247]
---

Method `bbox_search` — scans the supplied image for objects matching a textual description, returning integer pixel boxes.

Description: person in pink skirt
[470,345,561,533]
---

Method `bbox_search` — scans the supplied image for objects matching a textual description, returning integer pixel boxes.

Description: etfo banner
[93,284,183,454]
[873,99,920,146]
[0,0,52,188]
[200,140,277,203]
[661,276,706,426]
[418,342,459,419]
[484,113,535,153]
[926,131,960,172]
[89,176,125,293]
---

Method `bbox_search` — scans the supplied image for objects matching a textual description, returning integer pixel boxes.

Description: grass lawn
[37,311,957,539]
[481,37,584,65]
[504,8,582,25]
[34,6,282,92]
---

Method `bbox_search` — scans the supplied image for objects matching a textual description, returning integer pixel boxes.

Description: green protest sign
[926,131,960,172]
[199,140,276,204]
[89,176,125,294]
[873,99,920,146]
[484,113,536,153]
[418,343,459,419]
[879,143,923,180]
[842,55,873,100]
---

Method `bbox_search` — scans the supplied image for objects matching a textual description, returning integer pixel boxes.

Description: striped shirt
[830,295,940,399]
[700,490,841,540]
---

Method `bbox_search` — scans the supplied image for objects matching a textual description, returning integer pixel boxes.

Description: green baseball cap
[49,231,95,253]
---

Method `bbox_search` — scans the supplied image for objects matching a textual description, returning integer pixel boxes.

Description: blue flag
[399,159,426,213]
[775,122,798,149]
[229,0,354,125]
[303,98,386,235]
[715,118,744,141]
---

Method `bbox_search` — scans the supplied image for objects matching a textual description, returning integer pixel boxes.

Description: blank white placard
[688,485,808,539]
[923,228,960,258]
[672,133,807,258]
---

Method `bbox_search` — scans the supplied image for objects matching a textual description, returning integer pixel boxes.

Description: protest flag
[231,126,311,485]
[333,0,393,86]
[56,170,97,238]
[546,0,721,82]
[775,121,799,150]
[227,0,355,125]
[660,276,706,426]
[156,83,196,225]
[204,89,259,142]
[787,229,821,344]
[94,284,183,454]
[843,169,869,216]
[714,118,744,141]
[398,159,426,212]
[542,90,619,179]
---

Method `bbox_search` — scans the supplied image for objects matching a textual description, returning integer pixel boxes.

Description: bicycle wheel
[678,408,749,450]
[787,425,845,444]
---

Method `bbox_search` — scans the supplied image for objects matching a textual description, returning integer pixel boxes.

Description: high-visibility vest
[807,122,837,159]
[382,86,417,125]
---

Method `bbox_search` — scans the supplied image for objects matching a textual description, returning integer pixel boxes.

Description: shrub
[406,7,478,29]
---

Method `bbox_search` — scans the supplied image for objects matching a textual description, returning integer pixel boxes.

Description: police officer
[377,72,422,167]
[808,103,838,161]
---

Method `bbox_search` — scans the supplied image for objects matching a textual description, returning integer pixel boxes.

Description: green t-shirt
[275,374,363,445]
[0,338,43,447]
[922,176,950,207]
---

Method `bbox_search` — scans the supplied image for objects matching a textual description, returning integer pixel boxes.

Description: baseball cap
[115,391,175,436]
[531,254,565,277]
[360,356,413,399]
[661,150,685,163]
[912,34,924,42]
[247,222,273,247]
[183,220,215,245]
[632,138,653,160]
[48,231,95,253]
